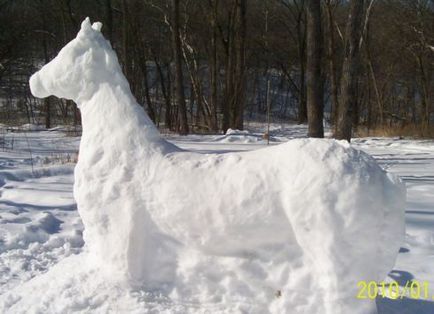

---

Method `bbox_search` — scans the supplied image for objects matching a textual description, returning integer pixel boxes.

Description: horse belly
[151,178,295,255]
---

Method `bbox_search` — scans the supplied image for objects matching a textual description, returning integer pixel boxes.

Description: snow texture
[18,18,406,313]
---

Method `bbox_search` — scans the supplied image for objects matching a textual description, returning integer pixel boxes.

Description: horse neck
[78,82,162,153]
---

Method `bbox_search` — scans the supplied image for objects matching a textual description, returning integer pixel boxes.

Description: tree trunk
[306,0,324,138]
[417,54,431,128]
[105,0,114,43]
[65,0,78,31]
[156,59,172,130]
[233,0,246,130]
[325,0,339,128]
[297,7,307,124]
[121,0,135,95]
[42,12,51,129]
[222,1,236,132]
[334,0,365,142]
[142,60,156,123]
[210,23,219,131]
[208,0,219,131]
[172,0,189,135]
[221,0,247,132]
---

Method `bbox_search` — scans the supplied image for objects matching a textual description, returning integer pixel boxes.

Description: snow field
[0,127,432,313]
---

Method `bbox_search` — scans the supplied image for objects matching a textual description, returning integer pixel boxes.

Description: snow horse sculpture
[30,18,405,314]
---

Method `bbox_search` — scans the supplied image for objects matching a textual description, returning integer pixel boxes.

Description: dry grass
[38,152,79,165]
[355,125,434,139]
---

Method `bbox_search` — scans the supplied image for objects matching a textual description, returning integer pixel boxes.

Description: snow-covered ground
[0,129,81,293]
[0,124,432,313]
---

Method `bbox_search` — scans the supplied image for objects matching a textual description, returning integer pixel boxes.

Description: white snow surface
[1,18,406,313]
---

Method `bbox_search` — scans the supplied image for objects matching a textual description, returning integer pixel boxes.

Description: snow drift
[18,18,406,313]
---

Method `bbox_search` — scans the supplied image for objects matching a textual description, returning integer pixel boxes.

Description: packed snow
[0,18,417,313]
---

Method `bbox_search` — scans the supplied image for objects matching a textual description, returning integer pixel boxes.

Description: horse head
[30,18,127,106]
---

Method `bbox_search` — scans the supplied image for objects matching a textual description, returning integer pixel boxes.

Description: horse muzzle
[29,72,50,99]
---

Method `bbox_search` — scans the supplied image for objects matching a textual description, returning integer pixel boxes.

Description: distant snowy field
[0,123,433,313]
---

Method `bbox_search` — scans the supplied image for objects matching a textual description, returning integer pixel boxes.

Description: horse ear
[92,22,103,32]
[81,17,92,31]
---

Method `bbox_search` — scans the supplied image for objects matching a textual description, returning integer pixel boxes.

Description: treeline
[0,0,433,138]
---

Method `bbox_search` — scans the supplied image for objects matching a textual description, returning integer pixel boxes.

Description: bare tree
[233,0,247,130]
[172,0,189,134]
[208,0,219,131]
[335,0,366,141]
[325,0,339,128]
[306,0,324,138]
[220,0,247,131]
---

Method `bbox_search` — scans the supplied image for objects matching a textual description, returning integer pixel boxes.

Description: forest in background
[0,0,433,139]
